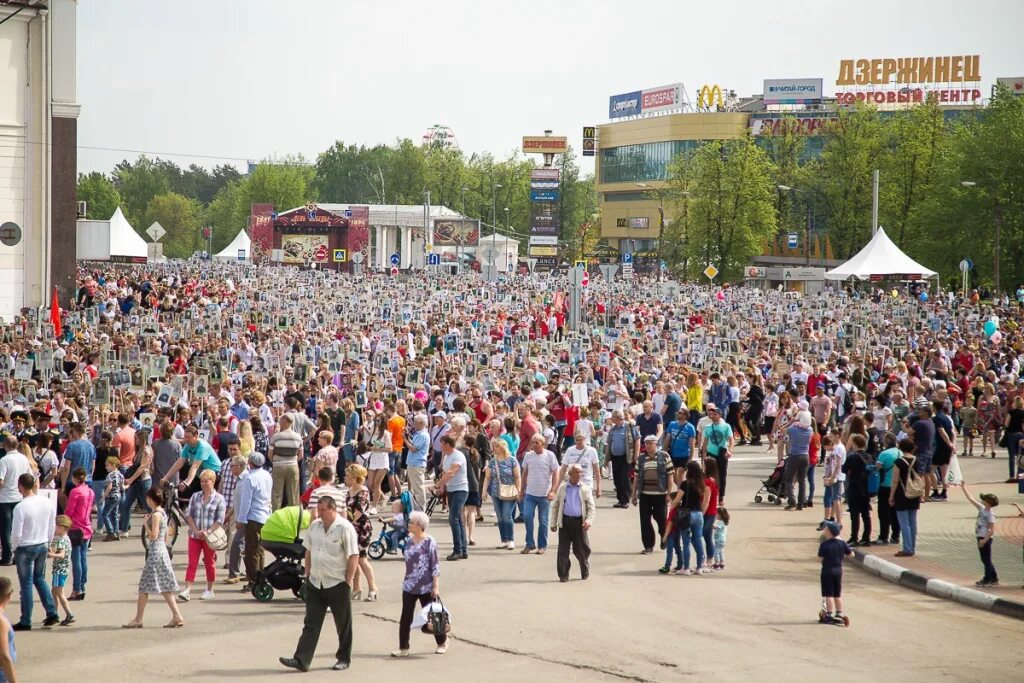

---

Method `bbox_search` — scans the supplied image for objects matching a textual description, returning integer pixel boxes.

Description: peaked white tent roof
[824,227,936,281]
[108,207,148,258]
[215,229,252,260]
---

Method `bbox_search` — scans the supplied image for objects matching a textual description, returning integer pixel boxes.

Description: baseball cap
[433,411,447,419]
[824,521,842,538]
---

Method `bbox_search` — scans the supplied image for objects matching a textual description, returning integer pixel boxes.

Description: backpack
[861,453,880,497]
[902,456,926,499]
[840,385,854,416]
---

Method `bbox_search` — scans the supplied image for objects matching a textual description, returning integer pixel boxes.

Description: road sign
[482,248,496,265]
[526,258,538,273]
[787,233,798,248]
[390,252,400,266]
[390,265,398,276]
[237,249,246,261]
[598,264,619,280]
[581,271,590,287]
[427,253,440,266]
[622,252,633,264]
[567,267,584,287]
[202,226,212,239]
[959,259,973,272]
[703,264,719,280]
[351,252,364,265]
[574,260,587,271]
[507,261,514,273]
[146,222,166,242]
[343,210,352,218]
[333,249,347,262]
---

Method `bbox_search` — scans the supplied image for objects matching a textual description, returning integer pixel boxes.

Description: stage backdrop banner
[281,234,329,264]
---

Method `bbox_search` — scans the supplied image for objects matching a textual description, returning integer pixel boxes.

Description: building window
[602,191,651,202]
[599,141,698,184]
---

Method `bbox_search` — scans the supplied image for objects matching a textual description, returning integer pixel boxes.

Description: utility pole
[424,190,430,272]
[994,202,1002,295]
[871,169,879,236]
[805,204,811,266]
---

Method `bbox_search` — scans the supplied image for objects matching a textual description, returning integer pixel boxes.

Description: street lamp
[961,180,1002,294]
[778,184,812,266]
[490,183,502,278]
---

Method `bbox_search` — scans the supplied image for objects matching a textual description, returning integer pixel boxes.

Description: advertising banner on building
[609,83,684,119]
[281,234,329,264]
[528,246,558,257]
[530,168,561,180]
[522,136,568,154]
[763,78,823,104]
[834,55,982,108]
[530,200,560,236]
[996,77,1024,95]
[529,236,559,246]
[432,219,480,246]
[249,203,275,257]
[530,189,559,202]
[530,180,559,190]
[609,90,642,119]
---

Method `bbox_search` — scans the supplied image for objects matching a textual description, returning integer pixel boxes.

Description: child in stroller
[754,458,787,505]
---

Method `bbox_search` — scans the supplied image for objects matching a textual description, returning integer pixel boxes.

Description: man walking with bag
[279,495,359,672]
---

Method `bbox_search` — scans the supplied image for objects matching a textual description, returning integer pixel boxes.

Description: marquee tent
[215,229,252,260]
[824,227,936,281]
[109,207,148,258]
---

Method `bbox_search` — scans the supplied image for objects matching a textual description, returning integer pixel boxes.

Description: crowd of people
[0,260,1021,672]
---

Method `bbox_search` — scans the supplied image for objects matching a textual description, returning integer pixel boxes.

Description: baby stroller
[754,459,787,505]
[252,506,309,602]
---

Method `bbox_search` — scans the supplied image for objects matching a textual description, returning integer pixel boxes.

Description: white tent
[108,207,148,258]
[215,229,252,260]
[824,227,936,281]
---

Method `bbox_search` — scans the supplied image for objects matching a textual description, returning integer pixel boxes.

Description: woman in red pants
[178,470,225,602]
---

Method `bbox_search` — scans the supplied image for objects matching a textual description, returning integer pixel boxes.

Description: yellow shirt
[685,385,704,412]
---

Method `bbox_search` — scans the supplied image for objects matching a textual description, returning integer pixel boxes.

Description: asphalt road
[7,446,1023,682]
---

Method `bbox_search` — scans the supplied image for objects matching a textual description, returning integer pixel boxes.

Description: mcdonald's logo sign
[697,84,724,110]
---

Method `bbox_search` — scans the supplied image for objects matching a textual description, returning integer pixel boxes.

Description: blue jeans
[806,464,816,505]
[71,543,89,593]
[101,497,120,534]
[0,502,16,563]
[663,528,683,569]
[14,544,57,625]
[703,513,717,563]
[493,497,516,543]
[681,511,705,570]
[447,490,468,555]
[119,476,152,532]
[522,494,551,550]
[896,509,918,555]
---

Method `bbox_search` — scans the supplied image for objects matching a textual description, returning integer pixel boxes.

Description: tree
[239,160,313,215]
[112,156,173,227]
[667,137,777,281]
[204,182,246,254]
[145,193,203,258]
[76,172,121,220]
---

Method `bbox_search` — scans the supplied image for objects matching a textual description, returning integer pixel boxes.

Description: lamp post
[459,185,468,272]
[961,180,1001,295]
[490,183,502,280]
[778,185,811,266]
[504,207,510,272]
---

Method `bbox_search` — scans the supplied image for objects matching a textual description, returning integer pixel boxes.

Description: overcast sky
[77,0,1023,177]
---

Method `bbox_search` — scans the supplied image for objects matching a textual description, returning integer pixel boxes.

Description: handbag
[493,459,519,501]
[205,526,229,551]
[425,598,451,635]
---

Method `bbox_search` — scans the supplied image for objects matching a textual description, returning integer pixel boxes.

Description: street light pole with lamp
[778,184,812,266]
[961,180,1003,295]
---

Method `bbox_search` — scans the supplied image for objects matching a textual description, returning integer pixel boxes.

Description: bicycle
[140,484,188,557]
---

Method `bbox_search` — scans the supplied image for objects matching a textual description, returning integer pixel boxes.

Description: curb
[849,550,1024,621]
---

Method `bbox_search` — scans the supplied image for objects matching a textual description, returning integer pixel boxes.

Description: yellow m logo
[697,84,723,110]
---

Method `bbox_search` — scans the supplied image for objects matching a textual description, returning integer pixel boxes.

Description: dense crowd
[0,261,1022,672]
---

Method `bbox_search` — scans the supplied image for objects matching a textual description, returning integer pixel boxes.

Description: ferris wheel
[422,124,460,149]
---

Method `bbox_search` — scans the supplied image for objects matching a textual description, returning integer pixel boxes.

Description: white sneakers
[176,590,190,602]
[391,650,410,658]
[435,643,448,654]
[368,507,379,516]
[200,590,215,600]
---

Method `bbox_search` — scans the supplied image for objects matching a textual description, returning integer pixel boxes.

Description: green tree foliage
[145,193,203,258]
[668,137,777,281]
[75,172,121,220]
[112,156,172,227]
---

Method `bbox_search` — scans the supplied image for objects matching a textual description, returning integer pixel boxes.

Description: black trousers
[877,486,900,541]
[399,591,447,650]
[712,453,729,502]
[638,495,667,551]
[557,516,591,580]
[611,456,633,506]
[294,581,352,669]
[745,407,763,441]
[848,493,872,542]
[978,538,998,583]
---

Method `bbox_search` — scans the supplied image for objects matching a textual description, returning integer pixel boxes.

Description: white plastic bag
[946,453,963,486]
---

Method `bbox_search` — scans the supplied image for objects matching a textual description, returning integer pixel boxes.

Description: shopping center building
[593,62,1007,275]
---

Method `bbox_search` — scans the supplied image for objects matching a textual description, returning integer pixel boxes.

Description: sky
[77,0,1024,178]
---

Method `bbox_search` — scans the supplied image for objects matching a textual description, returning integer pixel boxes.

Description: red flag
[50,287,61,338]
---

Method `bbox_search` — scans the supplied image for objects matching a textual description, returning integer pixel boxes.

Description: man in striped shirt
[219,450,246,583]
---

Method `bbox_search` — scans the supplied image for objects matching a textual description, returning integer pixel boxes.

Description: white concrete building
[0,0,79,321]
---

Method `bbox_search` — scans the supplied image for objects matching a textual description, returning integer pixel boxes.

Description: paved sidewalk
[856,455,1024,595]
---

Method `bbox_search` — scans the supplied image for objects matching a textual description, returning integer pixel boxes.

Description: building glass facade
[599,140,699,184]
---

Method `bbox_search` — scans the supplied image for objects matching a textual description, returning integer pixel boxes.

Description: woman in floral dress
[344,464,379,602]
[123,488,184,628]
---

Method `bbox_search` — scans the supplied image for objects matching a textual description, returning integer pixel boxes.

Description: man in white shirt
[519,434,561,554]
[11,473,59,629]
[280,495,359,673]
[559,431,601,496]
[0,439,30,565]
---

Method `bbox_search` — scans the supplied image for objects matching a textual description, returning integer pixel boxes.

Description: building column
[373,225,384,268]
[401,227,413,269]
[49,0,79,308]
